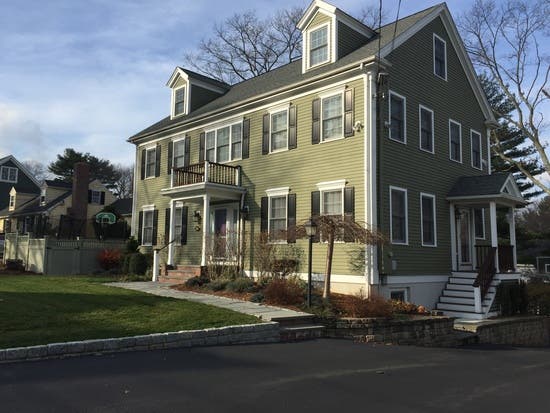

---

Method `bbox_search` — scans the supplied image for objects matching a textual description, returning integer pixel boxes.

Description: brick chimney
[70,162,90,236]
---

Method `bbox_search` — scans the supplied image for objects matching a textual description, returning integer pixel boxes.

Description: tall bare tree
[460,0,550,196]
[113,164,134,199]
[184,7,303,84]
[21,160,50,184]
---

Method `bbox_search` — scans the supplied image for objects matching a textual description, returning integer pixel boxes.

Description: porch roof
[447,173,527,206]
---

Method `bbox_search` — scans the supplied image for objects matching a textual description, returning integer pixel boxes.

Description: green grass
[0,275,258,349]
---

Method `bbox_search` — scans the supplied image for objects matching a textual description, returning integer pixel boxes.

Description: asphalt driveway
[1,339,549,413]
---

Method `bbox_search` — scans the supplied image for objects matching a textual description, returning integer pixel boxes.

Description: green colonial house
[128,0,526,319]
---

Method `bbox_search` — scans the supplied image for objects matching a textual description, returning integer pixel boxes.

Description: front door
[210,206,238,260]
[457,209,473,270]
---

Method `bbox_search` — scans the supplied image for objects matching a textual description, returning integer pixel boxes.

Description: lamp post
[304,218,317,308]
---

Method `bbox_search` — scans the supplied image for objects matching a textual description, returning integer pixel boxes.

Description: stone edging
[0,322,280,364]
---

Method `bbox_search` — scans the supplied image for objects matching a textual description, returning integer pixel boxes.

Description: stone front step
[280,324,326,342]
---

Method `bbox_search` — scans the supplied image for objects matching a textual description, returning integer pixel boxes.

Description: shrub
[226,277,256,293]
[390,300,429,315]
[527,282,550,315]
[332,292,393,318]
[97,249,122,271]
[185,276,210,287]
[125,237,139,253]
[263,277,305,305]
[121,254,131,274]
[250,292,265,303]
[127,253,148,275]
[496,281,529,316]
[206,278,230,291]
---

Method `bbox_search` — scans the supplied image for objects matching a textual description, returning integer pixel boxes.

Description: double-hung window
[173,139,186,169]
[0,166,18,183]
[205,122,242,163]
[420,193,436,247]
[269,196,287,241]
[174,206,183,244]
[449,120,462,162]
[142,209,154,246]
[389,92,406,143]
[433,34,447,80]
[9,195,15,209]
[309,25,328,67]
[322,188,344,241]
[474,208,485,239]
[471,130,482,169]
[145,147,156,178]
[174,87,186,116]
[390,187,408,245]
[321,94,343,141]
[419,105,434,153]
[90,190,102,204]
[270,109,288,152]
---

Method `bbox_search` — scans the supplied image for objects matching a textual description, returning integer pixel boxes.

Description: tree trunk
[323,231,335,299]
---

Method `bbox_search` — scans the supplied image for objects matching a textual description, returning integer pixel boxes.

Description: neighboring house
[128,0,526,319]
[0,155,41,233]
[110,198,133,227]
[0,163,116,238]
[536,257,550,274]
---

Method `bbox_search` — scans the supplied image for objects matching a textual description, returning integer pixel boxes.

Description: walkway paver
[107,282,312,321]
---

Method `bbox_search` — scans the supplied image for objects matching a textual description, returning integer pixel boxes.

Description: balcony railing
[475,244,515,273]
[173,161,241,187]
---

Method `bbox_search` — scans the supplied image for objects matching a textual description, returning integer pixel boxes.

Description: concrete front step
[443,289,475,298]
[436,302,489,313]
[445,284,496,294]
[440,296,492,305]
[451,272,478,279]
[448,277,499,286]
[270,315,316,327]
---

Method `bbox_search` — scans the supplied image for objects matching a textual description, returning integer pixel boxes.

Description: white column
[470,208,477,269]
[204,161,209,183]
[489,201,499,272]
[450,203,457,271]
[167,199,175,266]
[201,194,210,267]
[509,207,517,271]
[474,286,482,313]
[152,249,159,282]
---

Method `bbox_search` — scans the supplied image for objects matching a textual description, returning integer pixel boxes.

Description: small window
[390,290,407,302]
[390,187,408,245]
[173,139,185,169]
[270,109,288,152]
[419,106,434,153]
[471,130,482,169]
[269,195,287,241]
[216,126,230,163]
[449,120,462,162]
[204,122,242,163]
[90,190,102,204]
[174,206,183,244]
[433,34,447,79]
[389,92,406,143]
[421,193,436,247]
[145,147,156,178]
[174,87,186,116]
[40,189,46,205]
[309,25,328,67]
[9,195,15,209]
[142,210,154,246]
[321,94,343,141]
[474,208,485,239]
[0,166,18,183]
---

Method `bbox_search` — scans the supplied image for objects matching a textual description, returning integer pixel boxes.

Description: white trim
[141,208,155,247]
[131,148,139,237]
[385,274,451,284]
[474,207,486,240]
[388,90,407,144]
[366,71,378,286]
[267,193,288,243]
[420,192,437,247]
[450,202,457,271]
[144,146,157,179]
[433,33,448,81]
[0,166,18,184]
[389,186,408,245]
[418,105,435,154]
[171,85,188,119]
[269,107,290,153]
[448,119,462,163]
[316,179,346,192]
[142,204,155,211]
[172,135,187,170]
[307,22,331,69]
[470,129,483,170]
[265,187,290,197]
[203,120,243,163]
[486,127,492,174]
[319,90,345,142]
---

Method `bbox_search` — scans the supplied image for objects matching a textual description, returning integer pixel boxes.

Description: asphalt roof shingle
[447,173,512,198]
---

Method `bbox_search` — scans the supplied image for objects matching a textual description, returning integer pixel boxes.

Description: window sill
[421,243,437,248]
[419,147,435,154]
[391,241,409,246]
[433,73,447,81]
[389,137,407,145]
[269,147,289,154]
[471,164,483,171]
[320,136,345,144]
[449,158,462,164]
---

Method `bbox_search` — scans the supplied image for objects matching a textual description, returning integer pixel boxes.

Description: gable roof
[129,3,486,143]
[447,173,527,205]
[44,179,73,189]
[0,155,42,188]
[110,198,133,216]
[167,67,230,91]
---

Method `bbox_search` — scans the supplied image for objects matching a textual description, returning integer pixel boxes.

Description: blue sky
[0,0,505,167]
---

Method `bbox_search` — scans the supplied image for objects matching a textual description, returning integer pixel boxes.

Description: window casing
[433,34,447,80]
[270,109,288,152]
[420,193,437,247]
[90,190,101,204]
[269,195,287,241]
[174,206,183,245]
[449,120,462,162]
[9,195,15,209]
[390,187,408,245]
[471,130,482,169]
[321,188,344,241]
[173,139,186,169]
[0,166,18,183]
[321,93,343,141]
[419,106,434,153]
[145,147,156,178]
[205,122,242,163]
[174,87,186,116]
[389,92,406,143]
[474,208,485,239]
[142,210,154,246]
[309,25,329,67]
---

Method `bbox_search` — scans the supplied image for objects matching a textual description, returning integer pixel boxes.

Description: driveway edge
[0,322,280,364]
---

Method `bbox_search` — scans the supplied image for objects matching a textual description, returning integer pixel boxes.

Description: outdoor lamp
[305,218,317,307]
[305,219,317,237]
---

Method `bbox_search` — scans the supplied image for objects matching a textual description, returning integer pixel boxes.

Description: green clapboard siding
[337,21,369,59]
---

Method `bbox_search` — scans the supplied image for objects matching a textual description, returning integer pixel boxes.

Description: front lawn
[0,276,258,349]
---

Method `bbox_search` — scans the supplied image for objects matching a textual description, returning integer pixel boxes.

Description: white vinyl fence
[3,233,125,275]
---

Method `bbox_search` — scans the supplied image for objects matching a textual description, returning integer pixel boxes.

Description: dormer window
[309,25,329,67]
[174,86,186,116]
[9,194,15,210]
[40,189,46,205]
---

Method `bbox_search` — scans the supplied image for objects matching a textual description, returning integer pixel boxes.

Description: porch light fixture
[304,218,317,307]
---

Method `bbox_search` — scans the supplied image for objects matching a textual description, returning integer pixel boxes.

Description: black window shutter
[184,136,190,166]
[181,206,188,245]
[242,119,250,159]
[140,149,146,180]
[312,98,320,144]
[343,186,355,242]
[100,191,105,205]
[260,196,268,233]
[311,191,320,242]
[288,106,297,150]
[164,208,171,245]
[137,211,143,244]
[262,113,270,155]
[155,144,161,177]
[167,141,173,174]
[199,132,205,162]
[152,209,159,246]
[344,88,355,138]
[88,190,92,203]
[287,193,296,243]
